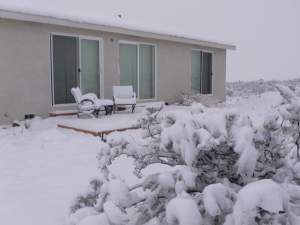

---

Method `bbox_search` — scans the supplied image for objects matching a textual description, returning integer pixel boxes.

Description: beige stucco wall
[0,18,227,124]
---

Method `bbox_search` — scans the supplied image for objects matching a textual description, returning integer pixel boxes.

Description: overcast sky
[1,0,299,81]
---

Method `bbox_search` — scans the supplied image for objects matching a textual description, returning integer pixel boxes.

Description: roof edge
[0,9,236,50]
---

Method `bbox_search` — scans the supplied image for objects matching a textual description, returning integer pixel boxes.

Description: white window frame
[50,32,104,106]
[191,48,214,96]
[118,40,157,101]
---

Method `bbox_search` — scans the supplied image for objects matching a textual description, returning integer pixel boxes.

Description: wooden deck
[49,110,77,117]
[57,124,139,140]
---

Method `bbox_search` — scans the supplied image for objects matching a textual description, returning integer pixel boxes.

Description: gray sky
[1,0,299,81]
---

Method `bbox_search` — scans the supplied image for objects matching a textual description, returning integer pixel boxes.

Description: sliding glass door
[191,51,202,93]
[80,39,100,96]
[51,34,101,105]
[201,52,212,94]
[119,42,155,99]
[191,50,213,94]
[119,44,138,93]
[52,35,78,104]
[139,44,155,99]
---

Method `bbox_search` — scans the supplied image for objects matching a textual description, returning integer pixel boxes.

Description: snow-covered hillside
[1,79,300,225]
[226,78,300,97]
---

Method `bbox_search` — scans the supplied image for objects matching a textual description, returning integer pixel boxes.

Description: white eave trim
[0,9,236,50]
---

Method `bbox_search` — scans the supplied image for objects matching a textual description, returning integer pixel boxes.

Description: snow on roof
[0,2,235,50]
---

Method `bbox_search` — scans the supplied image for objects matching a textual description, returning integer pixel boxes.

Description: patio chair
[71,87,101,118]
[113,86,136,113]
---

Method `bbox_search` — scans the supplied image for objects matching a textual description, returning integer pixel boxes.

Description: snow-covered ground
[0,81,291,225]
[0,121,102,225]
[0,104,190,225]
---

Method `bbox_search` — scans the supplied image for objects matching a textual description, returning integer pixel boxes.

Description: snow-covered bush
[69,84,300,225]
[166,193,203,225]
[137,103,164,139]
[275,85,300,180]
[177,91,222,106]
[225,179,289,225]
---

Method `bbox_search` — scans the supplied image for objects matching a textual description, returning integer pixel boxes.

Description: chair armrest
[80,99,95,105]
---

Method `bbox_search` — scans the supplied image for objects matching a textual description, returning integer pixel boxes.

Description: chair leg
[87,112,95,119]
[132,104,136,113]
[108,106,113,115]
[93,109,99,118]
[105,106,112,115]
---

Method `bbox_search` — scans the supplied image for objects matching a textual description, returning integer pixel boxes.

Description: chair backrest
[113,86,134,99]
[71,87,82,104]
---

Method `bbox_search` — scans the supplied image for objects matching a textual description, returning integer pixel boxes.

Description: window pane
[191,51,201,93]
[52,35,78,104]
[80,39,100,96]
[119,44,138,93]
[139,44,155,99]
[201,52,212,94]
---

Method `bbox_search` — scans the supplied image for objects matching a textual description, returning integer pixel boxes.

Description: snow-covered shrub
[177,91,222,106]
[69,84,300,225]
[137,103,164,138]
[252,112,287,180]
[275,85,300,181]
[203,183,236,217]
[226,87,234,97]
[177,91,195,106]
[70,178,104,213]
[166,193,202,225]
[225,179,289,225]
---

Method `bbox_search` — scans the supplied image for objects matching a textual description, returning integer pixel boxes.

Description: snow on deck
[57,111,142,133]
[56,103,189,134]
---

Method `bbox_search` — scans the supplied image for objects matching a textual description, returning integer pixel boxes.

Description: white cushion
[114,98,136,105]
[96,99,114,106]
[113,86,135,99]
[82,93,98,102]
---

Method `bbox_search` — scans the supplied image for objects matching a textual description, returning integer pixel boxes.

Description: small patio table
[96,99,114,116]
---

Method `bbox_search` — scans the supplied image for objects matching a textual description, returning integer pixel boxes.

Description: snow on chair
[113,86,137,113]
[71,87,101,118]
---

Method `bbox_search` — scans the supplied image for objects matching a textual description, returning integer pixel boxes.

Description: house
[0,8,235,124]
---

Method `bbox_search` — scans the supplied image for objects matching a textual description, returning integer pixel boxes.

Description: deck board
[49,110,77,117]
[57,124,139,139]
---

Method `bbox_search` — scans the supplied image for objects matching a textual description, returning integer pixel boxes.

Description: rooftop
[0,2,236,50]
